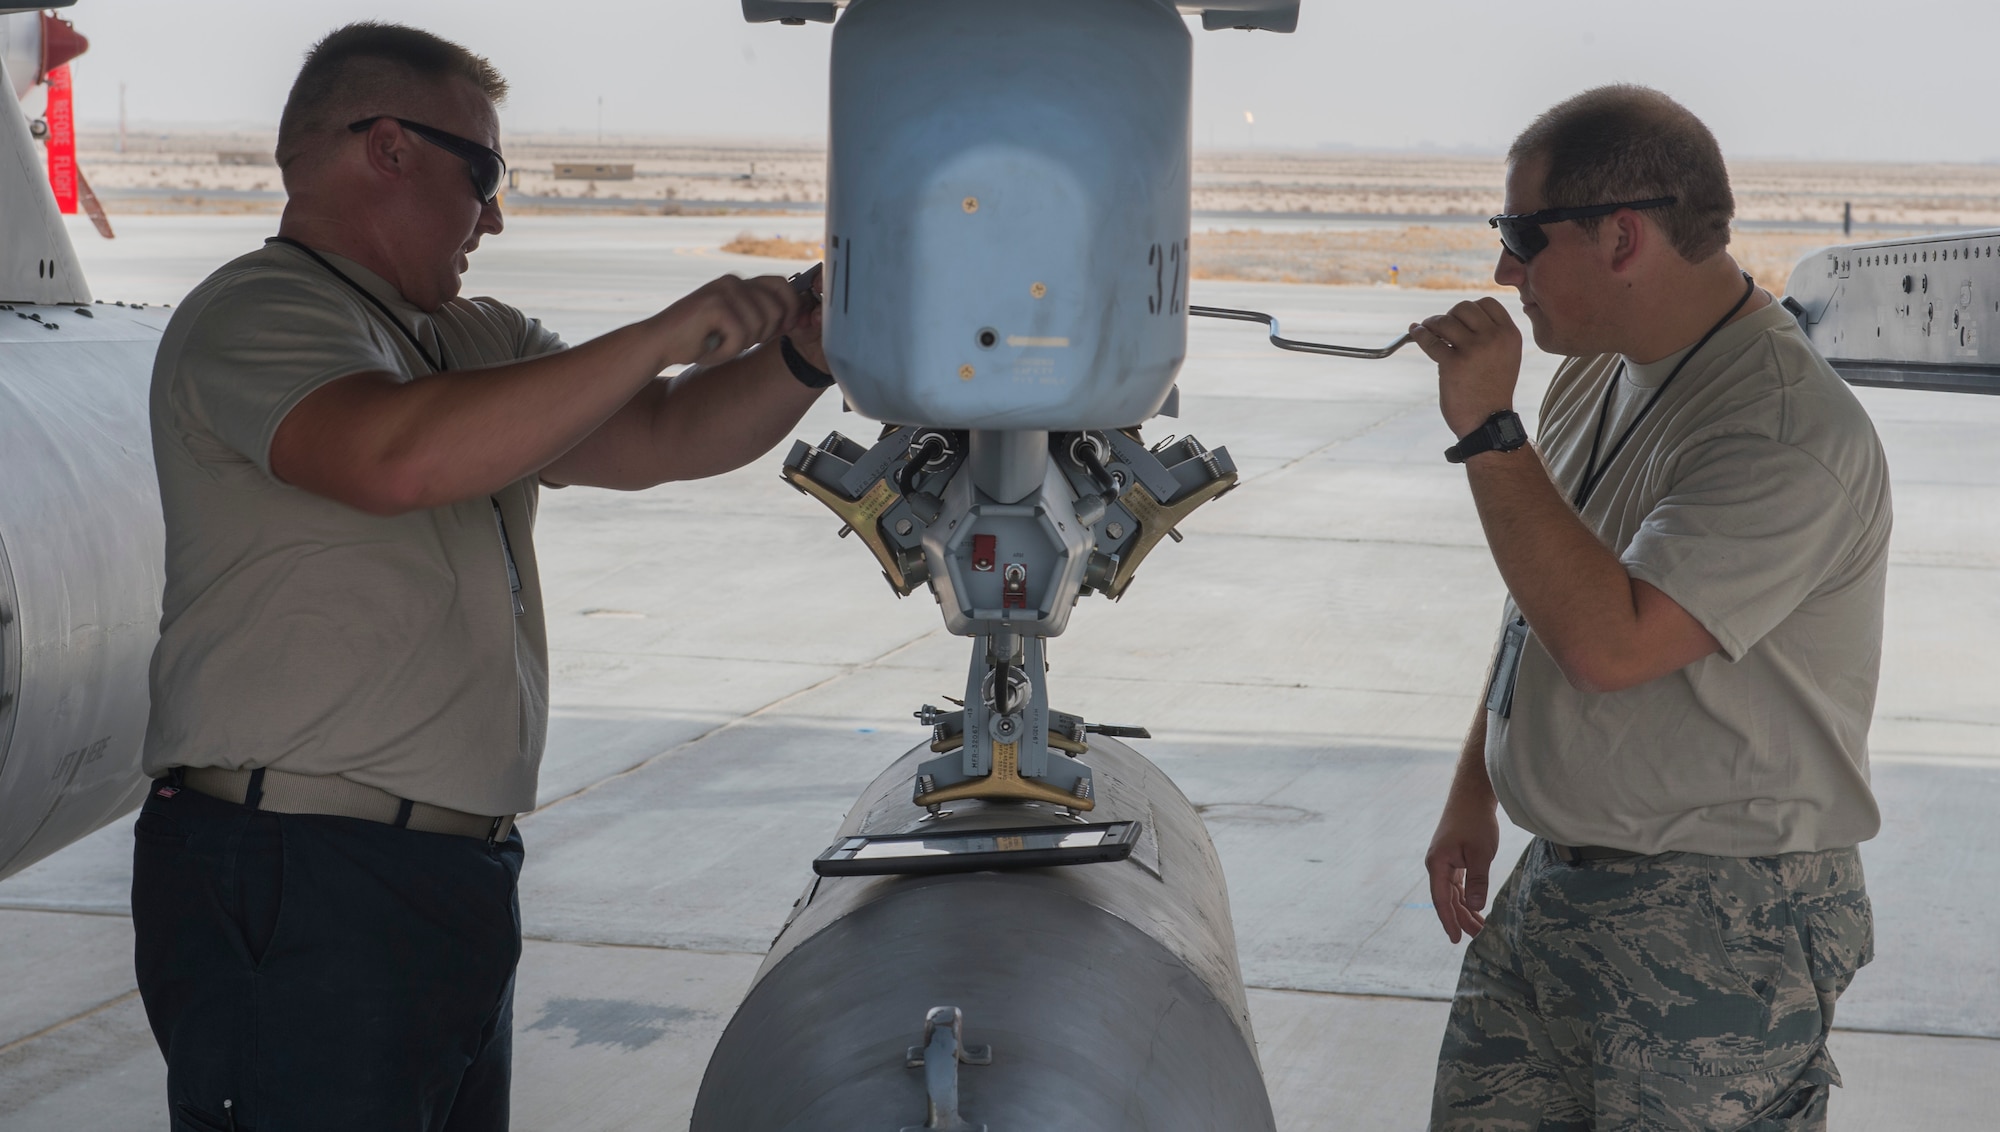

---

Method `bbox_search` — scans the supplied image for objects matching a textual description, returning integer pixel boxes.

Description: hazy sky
[51,0,2000,163]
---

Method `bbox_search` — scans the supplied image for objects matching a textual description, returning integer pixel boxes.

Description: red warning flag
[46,63,78,215]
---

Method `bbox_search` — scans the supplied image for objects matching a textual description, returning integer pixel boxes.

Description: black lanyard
[266,236,448,374]
[268,236,525,614]
[1571,272,1756,511]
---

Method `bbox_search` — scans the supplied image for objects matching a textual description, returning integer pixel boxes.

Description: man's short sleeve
[1621,434,1863,661]
[168,270,403,477]
[460,294,566,361]
[521,314,566,359]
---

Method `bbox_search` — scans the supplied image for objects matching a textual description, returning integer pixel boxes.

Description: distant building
[553,162,635,181]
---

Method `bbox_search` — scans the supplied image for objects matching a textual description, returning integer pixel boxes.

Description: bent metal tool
[1189,303,1414,359]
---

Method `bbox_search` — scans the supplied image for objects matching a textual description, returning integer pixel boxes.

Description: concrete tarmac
[0,214,1992,1130]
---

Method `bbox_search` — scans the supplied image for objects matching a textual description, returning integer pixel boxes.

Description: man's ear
[357,119,411,184]
[1607,209,1648,275]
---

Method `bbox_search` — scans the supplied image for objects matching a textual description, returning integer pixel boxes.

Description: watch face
[1494,414,1528,445]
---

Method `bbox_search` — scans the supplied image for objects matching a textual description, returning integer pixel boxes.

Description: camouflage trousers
[1431,839,1872,1131]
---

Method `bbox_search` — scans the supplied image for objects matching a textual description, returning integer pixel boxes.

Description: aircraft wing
[1786,230,2000,395]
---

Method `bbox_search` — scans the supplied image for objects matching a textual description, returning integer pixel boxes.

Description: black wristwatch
[779,336,836,389]
[1444,410,1528,464]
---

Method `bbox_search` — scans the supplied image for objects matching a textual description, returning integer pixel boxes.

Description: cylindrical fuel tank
[0,306,165,879]
[692,736,1275,1131]
[823,0,1192,430]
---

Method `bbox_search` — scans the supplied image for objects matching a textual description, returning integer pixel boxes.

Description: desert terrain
[70,130,2000,294]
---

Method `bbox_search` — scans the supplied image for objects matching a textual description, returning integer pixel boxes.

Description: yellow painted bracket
[780,469,921,595]
[1048,731,1089,755]
[915,741,1096,811]
[1105,472,1238,598]
[929,728,1086,756]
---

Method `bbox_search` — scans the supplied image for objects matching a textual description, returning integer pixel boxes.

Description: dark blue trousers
[132,779,523,1132]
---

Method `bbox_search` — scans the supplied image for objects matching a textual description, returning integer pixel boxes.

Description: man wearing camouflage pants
[1410,86,1889,1129]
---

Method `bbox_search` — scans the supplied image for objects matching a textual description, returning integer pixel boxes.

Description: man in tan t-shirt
[131,25,831,1132]
[1409,87,1889,1129]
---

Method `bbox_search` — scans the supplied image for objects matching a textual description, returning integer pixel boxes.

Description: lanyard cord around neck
[1571,271,1756,511]
[266,236,519,603]
[267,236,447,374]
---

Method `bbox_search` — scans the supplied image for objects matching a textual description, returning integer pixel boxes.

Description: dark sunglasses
[348,116,508,203]
[1488,196,1676,263]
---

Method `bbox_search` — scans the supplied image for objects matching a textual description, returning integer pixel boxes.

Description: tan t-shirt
[145,240,566,816]
[1488,299,1892,856]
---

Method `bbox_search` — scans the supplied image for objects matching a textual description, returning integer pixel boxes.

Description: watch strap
[1445,410,1528,464]
[780,336,836,389]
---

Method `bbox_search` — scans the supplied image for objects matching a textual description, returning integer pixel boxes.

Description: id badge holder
[1485,616,1529,719]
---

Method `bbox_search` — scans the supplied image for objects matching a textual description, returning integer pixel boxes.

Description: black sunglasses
[1488,196,1676,263]
[348,116,507,203]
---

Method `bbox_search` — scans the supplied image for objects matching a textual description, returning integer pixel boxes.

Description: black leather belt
[1547,841,1642,865]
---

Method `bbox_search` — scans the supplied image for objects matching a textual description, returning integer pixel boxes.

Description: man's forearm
[1412,299,1720,695]
[1462,447,1638,682]
[1409,295,1652,689]
[1449,701,1496,812]
[275,318,675,513]
[543,341,822,489]
[1461,446,1717,691]
[1427,697,1501,942]
[649,343,823,481]
[274,273,807,512]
